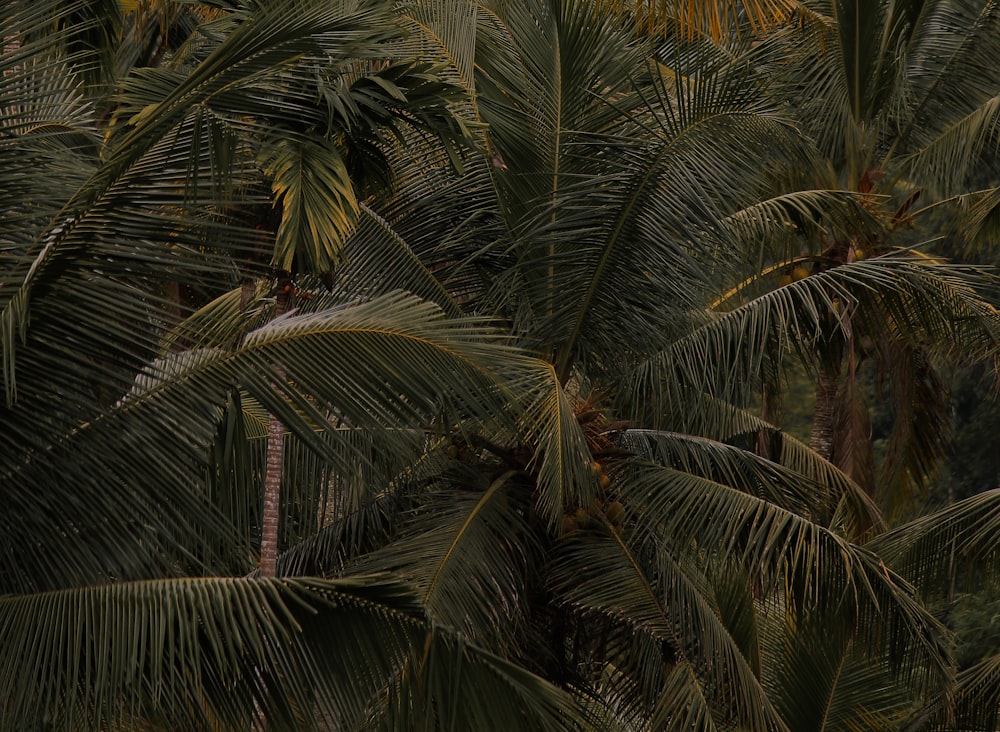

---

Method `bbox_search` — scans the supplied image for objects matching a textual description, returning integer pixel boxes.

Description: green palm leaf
[0,575,586,731]
[622,428,837,519]
[627,254,1000,427]
[351,471,533,653]
[903,94,1000,195]
[625,460,952,678]
[868,488,1000,597]
[258,134,358,272]
[759,598,925,732]
[661,395,883,537]
[550,525,788,730]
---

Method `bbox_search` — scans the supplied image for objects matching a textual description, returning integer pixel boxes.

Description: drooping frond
[624,460,952,679]
[913,651,1000,732]
[0,576,587,731]
[950,653,1000,732]
[659,395,883,537]
[622,428,839,519]
[650,662,723,731]
[950,187,1000,253]
[868,488,1000,598]
[549,524,788,730]
[758,593,928,731]
[0,291,548,592]
[519,365,598,525]
[258,133,359,272]
[350,471,535,653]
[898,1,1000,191]
[625,253,1000,430]
[318,204,465,313]
[902,94,1000,195]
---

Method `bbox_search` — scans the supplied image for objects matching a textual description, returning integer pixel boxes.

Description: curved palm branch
[659,395,883,537]
[549,522,789,730]
[758,596,930,731]
[624,254,1000,429]
[622,428,841,520]
[0,576,587,731]
[348,471,535,653]
[623,460,952,680]
[906,652,1000,732]
[867,488,1000,597]
[903,94,1000,195]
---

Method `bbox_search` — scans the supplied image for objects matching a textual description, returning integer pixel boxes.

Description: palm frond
[549,524,788,731]
[666,395,883,537]
[950,187,1000,253]
[322,204,466,313]
[911,651,1000,732]
[711,189,885,284]
[350,471,534,653]
[519,366,598,525]
[868,488,1000,598]
[622,428,837,519]
[758,597,925,731]
[258,133,358,272]
[649,662,722,731]
[898,1,1000,182]
[0,575,586,731]
[626,253,1000,430]
[0,291,544,591]
[625,460,952,680]
[524,50,824,378]
[951,652,1000,732]
[400,0,479,91]
[236,292,525,432]
[902,94,1000,195]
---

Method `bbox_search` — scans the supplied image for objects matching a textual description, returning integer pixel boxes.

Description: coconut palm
[3,0,1000,730]
[292,0,1000,725]
[0,0,589,728]
[726,0,1000,512]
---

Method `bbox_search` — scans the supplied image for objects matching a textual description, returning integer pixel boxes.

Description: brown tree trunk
[259,280,293,578]
[259,413,285,578]
[810,359,841,462]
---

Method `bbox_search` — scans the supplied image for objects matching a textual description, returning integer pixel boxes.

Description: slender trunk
[810,359,841,461]
[259,414,285,578]
[259,280,293,578]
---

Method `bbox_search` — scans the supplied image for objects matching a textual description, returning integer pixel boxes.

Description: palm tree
[1,0,589,728]
[3,0,1000,729]
[734,0,1000,511]
[295,0,1000,725]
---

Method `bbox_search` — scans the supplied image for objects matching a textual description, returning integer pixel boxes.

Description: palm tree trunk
[810,359,840,462]
[259,280,293,578]
[259,414,285,578]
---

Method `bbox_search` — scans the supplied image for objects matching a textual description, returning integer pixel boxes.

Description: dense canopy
[2,0,1000,729]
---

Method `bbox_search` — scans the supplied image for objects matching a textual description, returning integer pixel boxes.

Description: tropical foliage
[2,0,1000,730]
[747,0,1000,515]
